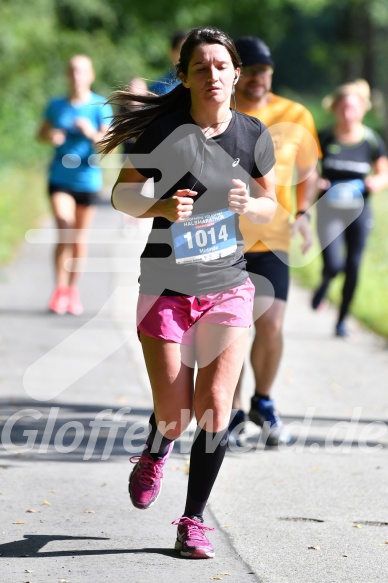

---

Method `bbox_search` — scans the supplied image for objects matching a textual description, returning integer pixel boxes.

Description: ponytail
[98,83,190,154]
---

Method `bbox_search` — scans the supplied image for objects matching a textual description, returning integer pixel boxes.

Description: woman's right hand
[160,190,197,222]
[48,129,66,146]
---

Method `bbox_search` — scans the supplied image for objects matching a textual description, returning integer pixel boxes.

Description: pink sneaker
[48,286,68,315]
[67,287,84,315]
[173,516,215,559]
[128,442,173,510]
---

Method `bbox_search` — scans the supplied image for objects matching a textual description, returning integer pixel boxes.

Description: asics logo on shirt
[232,158,240,167]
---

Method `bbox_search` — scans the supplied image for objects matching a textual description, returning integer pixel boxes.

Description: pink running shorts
[137,278,254,345]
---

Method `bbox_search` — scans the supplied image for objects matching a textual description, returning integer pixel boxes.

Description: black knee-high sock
[184,426,228,519]
[146,413,174,460]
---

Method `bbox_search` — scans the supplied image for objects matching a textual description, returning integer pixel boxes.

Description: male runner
[230,36,321,446]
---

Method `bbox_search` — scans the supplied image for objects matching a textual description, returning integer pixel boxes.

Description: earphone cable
[188,108,233,195]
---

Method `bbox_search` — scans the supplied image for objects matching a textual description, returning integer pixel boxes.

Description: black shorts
[48,184,98,207]
[245,251,289,301]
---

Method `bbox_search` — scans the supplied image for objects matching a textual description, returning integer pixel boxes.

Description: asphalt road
[1,200,387,583]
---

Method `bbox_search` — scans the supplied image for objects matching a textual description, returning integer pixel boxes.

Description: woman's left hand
[365,156,388,193]
[228,179,249,215]
[364,174,385,193]
[74,118,98,141]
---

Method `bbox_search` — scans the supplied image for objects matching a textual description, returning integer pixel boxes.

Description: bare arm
[228,168,277,224]
[73,119,110,145]
[111,167,197,220]
[37,120,66,146]
[365,156,388,192]
[295,164,319,212]
[37,119,110,147]
[291,164,319,254]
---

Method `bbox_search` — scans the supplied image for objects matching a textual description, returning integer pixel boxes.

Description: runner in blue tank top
[37,55,112,315]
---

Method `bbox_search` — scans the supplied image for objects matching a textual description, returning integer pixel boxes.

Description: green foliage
[1,0,387,166]
[0,165,49,264]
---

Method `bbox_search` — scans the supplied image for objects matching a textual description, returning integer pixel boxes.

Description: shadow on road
[0,534,180,559]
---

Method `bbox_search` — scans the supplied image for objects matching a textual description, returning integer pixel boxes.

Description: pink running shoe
[67,287,84,315]
[128,442,173,510]
[172,516,215,559]
[48,286,69,315]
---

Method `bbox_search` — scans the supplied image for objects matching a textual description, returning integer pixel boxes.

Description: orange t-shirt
[239,93,321,253]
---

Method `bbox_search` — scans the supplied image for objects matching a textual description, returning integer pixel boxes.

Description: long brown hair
[99,26,241,154]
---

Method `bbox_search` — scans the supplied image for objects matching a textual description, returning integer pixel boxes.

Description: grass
[0,165,50,265]
[291,191,388,338]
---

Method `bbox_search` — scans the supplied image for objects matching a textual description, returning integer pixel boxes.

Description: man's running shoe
[173,516,215,559]
[248,395,291,446]
[228,409,246,448]
[128,442,173,509]
[48,286,69,315]
[67,286,84,315]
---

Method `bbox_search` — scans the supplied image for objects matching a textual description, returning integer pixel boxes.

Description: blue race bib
[171,208,237,264]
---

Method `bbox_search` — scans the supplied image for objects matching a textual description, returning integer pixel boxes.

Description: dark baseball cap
[235,36,274,68]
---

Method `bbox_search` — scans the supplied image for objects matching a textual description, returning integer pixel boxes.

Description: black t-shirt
[319,126,386,199]
[130,108,275,296]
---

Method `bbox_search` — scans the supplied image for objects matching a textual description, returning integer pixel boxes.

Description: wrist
[154,198,168,219]
[295,209,311,221]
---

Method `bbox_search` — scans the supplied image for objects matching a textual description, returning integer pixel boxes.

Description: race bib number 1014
[171,208,237,264]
